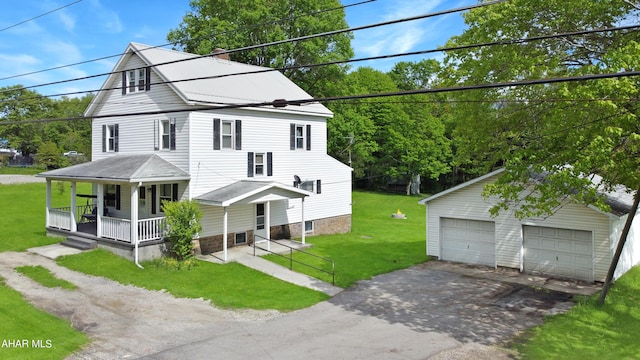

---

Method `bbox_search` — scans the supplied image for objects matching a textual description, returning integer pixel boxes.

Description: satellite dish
[294,175,301,186]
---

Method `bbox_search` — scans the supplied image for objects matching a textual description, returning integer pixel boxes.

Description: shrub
[162,200,203,261]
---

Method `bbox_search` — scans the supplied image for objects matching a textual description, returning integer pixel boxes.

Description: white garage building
[419,168,640,282]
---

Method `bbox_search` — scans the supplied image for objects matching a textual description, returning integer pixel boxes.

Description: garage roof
[419,168,635,217]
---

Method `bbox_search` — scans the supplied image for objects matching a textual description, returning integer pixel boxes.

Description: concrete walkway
[197,240,343,297]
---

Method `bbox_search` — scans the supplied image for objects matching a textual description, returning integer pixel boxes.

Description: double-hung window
[122,67,150,94]
[247,152,272,177]
[102,124,119,152]
[213,118,242,150]
[155,119,176,150]
[290,123,311,150]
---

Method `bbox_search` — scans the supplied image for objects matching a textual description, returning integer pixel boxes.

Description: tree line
[2,0,638,204]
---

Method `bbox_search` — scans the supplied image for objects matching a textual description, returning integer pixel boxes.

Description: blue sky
[0,0,475,97]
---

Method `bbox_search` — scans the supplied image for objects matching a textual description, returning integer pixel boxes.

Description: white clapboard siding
[425,172,615,281]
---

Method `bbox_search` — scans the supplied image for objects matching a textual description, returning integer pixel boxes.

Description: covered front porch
[39,154,191,262]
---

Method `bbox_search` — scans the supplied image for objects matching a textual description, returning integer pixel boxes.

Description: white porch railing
[138,217,166,243]
[48,206,166,244]
[48,208,72,230]
[101,217,131,242]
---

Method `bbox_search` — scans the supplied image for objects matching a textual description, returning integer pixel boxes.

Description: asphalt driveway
[144,262,577,360]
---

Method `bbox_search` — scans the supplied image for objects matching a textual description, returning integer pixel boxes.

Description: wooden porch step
[61,236,97,250]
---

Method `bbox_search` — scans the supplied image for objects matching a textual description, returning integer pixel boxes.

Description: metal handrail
[253,235,335,285]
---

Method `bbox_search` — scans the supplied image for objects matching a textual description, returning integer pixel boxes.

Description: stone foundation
[198,230,255,254]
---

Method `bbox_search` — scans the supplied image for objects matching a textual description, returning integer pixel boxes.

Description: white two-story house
[40,42,352,263]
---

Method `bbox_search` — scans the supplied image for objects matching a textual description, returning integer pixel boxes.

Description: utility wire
[2,70,638,125]
[0,0,375,82]
[0,0,83,32]
[0,0,503,96]
[4,22,637,103]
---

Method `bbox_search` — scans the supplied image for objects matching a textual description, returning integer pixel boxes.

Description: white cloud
[87,0,123,33]
[42,40,83,63]
[56,11,76,32]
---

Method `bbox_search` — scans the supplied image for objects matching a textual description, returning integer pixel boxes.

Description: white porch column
[265,201,271,251]
[96,184,104,238]
[70,181,77,232]
[45,179,51,227]
[131,184,139,263]
[223,206,228,262]
[301,197,306,244]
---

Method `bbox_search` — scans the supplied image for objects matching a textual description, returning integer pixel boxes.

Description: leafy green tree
[442,0,640,302]
[162,200,203,262]
[0,86,53,156]
[36,141,69,170]
[167,0,353,96]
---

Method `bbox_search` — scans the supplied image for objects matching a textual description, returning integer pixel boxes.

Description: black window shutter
[121,72,126,95]
[151,185,157,214]
[213,118,221,150]
[316,179,321,194]
[145,67,151,91]
[235,120,242,150]
[290,123,295,150]
[247,152,254,177]
[172,183,179,201]
[102,125,106,152]
[267,152,273,176]
[115,185,121,210]
[306,124,311,150]
[170,118,176,150]
[114,124,119,152]
[154,119,159,150]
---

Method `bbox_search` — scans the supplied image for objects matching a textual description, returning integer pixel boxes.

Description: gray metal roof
[38,154,190,183]
[86,42,333,118]
[195,180,311,207]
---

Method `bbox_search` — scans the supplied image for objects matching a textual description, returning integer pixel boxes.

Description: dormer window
[122,67,150,95]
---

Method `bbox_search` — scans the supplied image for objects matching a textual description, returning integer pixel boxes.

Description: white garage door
[523,226,593,281]
[440,218,495,266]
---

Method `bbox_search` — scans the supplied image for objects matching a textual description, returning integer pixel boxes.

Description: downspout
[134,182,143,269]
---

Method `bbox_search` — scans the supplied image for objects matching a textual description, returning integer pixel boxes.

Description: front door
[255,203,267,240]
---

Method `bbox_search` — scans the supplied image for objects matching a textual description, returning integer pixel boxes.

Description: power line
[4,22,637,103]
[2,70,638,125]
[0,0,504,96]
[0,0,375,82]
[0,0,83,32]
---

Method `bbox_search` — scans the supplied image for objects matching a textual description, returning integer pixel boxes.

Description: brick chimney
[211,48,230,60]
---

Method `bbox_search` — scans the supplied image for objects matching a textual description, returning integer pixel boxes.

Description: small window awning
[37,154,190,183]
[195,180,312,207]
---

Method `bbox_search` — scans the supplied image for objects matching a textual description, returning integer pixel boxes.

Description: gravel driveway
[0,248,576,359]
[0,174,45,184]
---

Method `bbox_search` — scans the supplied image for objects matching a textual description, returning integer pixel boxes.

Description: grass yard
[57,249,329,311]
[0,182,92,252]
[513,266,640,359]
[15,265,77,290]
[265,190,428,288]
[0,166,43,175]
[0,277,89,360]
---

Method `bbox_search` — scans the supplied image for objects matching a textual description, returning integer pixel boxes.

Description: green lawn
[266,190,428,287]
[0,277,89,360]
[0,166,43,175]
[514,266,640,359]
[15,265,77,290]
[0,182,92,252]
[57,249,328,310]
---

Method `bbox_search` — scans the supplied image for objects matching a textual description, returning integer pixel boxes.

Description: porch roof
[195,180,311,207]
[38,154,190,183]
